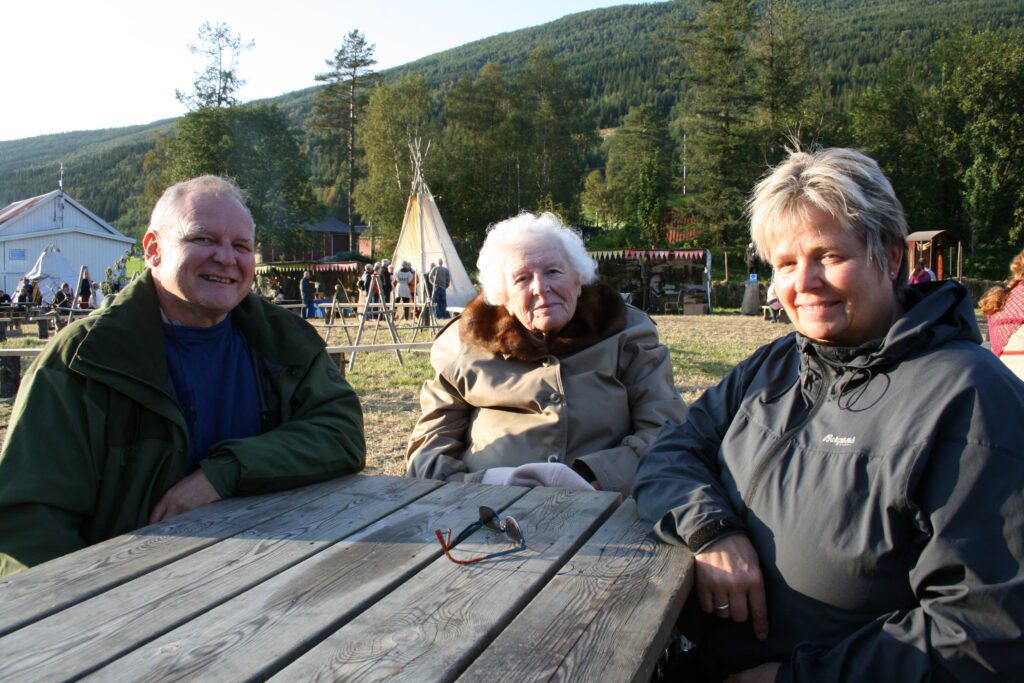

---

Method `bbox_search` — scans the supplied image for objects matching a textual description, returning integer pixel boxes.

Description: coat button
[549,392,562,404]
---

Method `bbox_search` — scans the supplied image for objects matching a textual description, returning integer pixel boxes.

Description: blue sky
[2,0,651,141]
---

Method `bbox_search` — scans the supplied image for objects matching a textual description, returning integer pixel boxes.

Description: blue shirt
[163,312,261,471]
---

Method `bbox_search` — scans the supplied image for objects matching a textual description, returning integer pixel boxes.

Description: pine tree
[313,30,381,251]
[677,0,758,254]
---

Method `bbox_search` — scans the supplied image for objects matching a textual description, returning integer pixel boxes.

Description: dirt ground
[0,313,791,475]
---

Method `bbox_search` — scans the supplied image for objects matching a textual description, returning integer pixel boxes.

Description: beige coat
[406,284,685,493]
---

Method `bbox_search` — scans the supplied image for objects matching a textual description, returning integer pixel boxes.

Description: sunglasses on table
[435,506,527,565]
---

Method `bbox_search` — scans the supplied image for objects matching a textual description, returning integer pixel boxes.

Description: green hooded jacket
[0,271,365,575]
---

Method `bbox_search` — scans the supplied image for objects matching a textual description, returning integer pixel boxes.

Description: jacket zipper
[742,356,830,503]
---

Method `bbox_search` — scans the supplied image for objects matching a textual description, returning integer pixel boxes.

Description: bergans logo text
[823,434,856,446]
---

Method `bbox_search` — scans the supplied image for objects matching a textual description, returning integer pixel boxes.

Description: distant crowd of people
[1,149,1023,680]
[352,257,451,320]
[1,268,110,312]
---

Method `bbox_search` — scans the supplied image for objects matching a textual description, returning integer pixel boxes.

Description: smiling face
[770,206,903,346]
[143,192,255,327]
[503,240,582,334]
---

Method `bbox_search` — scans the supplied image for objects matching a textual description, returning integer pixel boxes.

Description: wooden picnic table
[0,475,692,682]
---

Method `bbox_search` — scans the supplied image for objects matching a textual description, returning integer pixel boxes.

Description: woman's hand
[694,534,769,640]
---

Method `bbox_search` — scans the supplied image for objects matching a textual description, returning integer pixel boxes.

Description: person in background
[379,259,393,314]
[0,290,11,305]
[52,282,72,310]
[14,278,31,311]
[90,282,104,309]
[745,241,759,275]
[909,258,932,284]
[407,212,685,494]
[300,270,316,319]
[431,258,452,319]
[0,175,365,577]
[394,261,414,320]
[980,247,1024,381]
[77,267,92,308]
[764,280,783,323]
[635,147,1024,682]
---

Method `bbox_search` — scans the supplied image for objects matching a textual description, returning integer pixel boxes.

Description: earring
[889,272,896,279]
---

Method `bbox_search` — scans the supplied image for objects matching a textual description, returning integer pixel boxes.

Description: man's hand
[694,534,769,640]
[724,662,782,683]
[149,470,221,524]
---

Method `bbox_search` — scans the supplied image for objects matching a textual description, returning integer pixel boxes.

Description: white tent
[25,245,79,303]
[391,142,476,308]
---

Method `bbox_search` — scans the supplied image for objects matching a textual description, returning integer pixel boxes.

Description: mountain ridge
[2,0,1021,222]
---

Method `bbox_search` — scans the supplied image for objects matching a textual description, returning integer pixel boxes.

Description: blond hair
[748,147,909,285]
[979,249,1024,315]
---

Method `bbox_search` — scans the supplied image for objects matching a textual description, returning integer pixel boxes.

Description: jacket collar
[459,282,627,361]
[70,270,325,391]
[796,280,982,374]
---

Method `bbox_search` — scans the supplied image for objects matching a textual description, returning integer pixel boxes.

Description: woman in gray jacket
[636,148,1024,682]
[407,212,685,494]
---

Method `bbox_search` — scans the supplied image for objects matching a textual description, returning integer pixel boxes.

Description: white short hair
[149,175,252,236]
[476,212,597,306]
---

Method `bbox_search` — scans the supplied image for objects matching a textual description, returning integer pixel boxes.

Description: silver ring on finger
[714,602,730,611]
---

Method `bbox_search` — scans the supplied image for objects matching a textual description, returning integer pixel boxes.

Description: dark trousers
[433,288,449,318]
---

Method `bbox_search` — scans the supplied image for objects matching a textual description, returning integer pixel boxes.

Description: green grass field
[0,312,792,475]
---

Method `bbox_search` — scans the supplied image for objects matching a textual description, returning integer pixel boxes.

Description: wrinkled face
[770,206,903,346]
[503,240,582,334]
[143,192,255,327]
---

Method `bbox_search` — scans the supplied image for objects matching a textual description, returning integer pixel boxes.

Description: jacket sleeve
[634,346,767,549]
[404,372,484,483]
[200,350,365,496]
[779,427,1024,680]
[573,320,687,494]
[404,328,484,483]
[0,363,98,574]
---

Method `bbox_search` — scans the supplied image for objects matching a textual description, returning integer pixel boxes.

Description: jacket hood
[797,280,981,372]
[459,282,627,361]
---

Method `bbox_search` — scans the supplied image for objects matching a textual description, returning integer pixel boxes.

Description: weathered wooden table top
[0,475,693,682]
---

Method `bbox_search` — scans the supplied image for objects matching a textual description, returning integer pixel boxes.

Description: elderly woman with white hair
[406,212,684,494]
[635,148,1024,682]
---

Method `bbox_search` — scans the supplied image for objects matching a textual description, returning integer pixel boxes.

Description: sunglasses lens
[504,516,523,545]
[479,506,501,531]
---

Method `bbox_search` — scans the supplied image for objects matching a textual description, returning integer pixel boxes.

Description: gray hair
[748,147,909,284]
[477,212,597,306]
[149,175,253,236]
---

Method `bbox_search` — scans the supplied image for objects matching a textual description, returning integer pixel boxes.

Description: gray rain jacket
[636,281,1024,681]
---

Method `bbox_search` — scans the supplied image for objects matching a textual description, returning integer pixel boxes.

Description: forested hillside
[1,0,1021,252]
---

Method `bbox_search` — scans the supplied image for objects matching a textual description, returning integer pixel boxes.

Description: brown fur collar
[459,282,627,361]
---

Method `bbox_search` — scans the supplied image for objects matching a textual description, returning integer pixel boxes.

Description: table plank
[272,486,622,682]
[0,476,441,681]
[0,475,366,637]
[458,499,694,683]
[87,482,531,682]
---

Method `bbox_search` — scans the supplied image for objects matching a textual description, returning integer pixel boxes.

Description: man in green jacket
[0,176,366,576]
